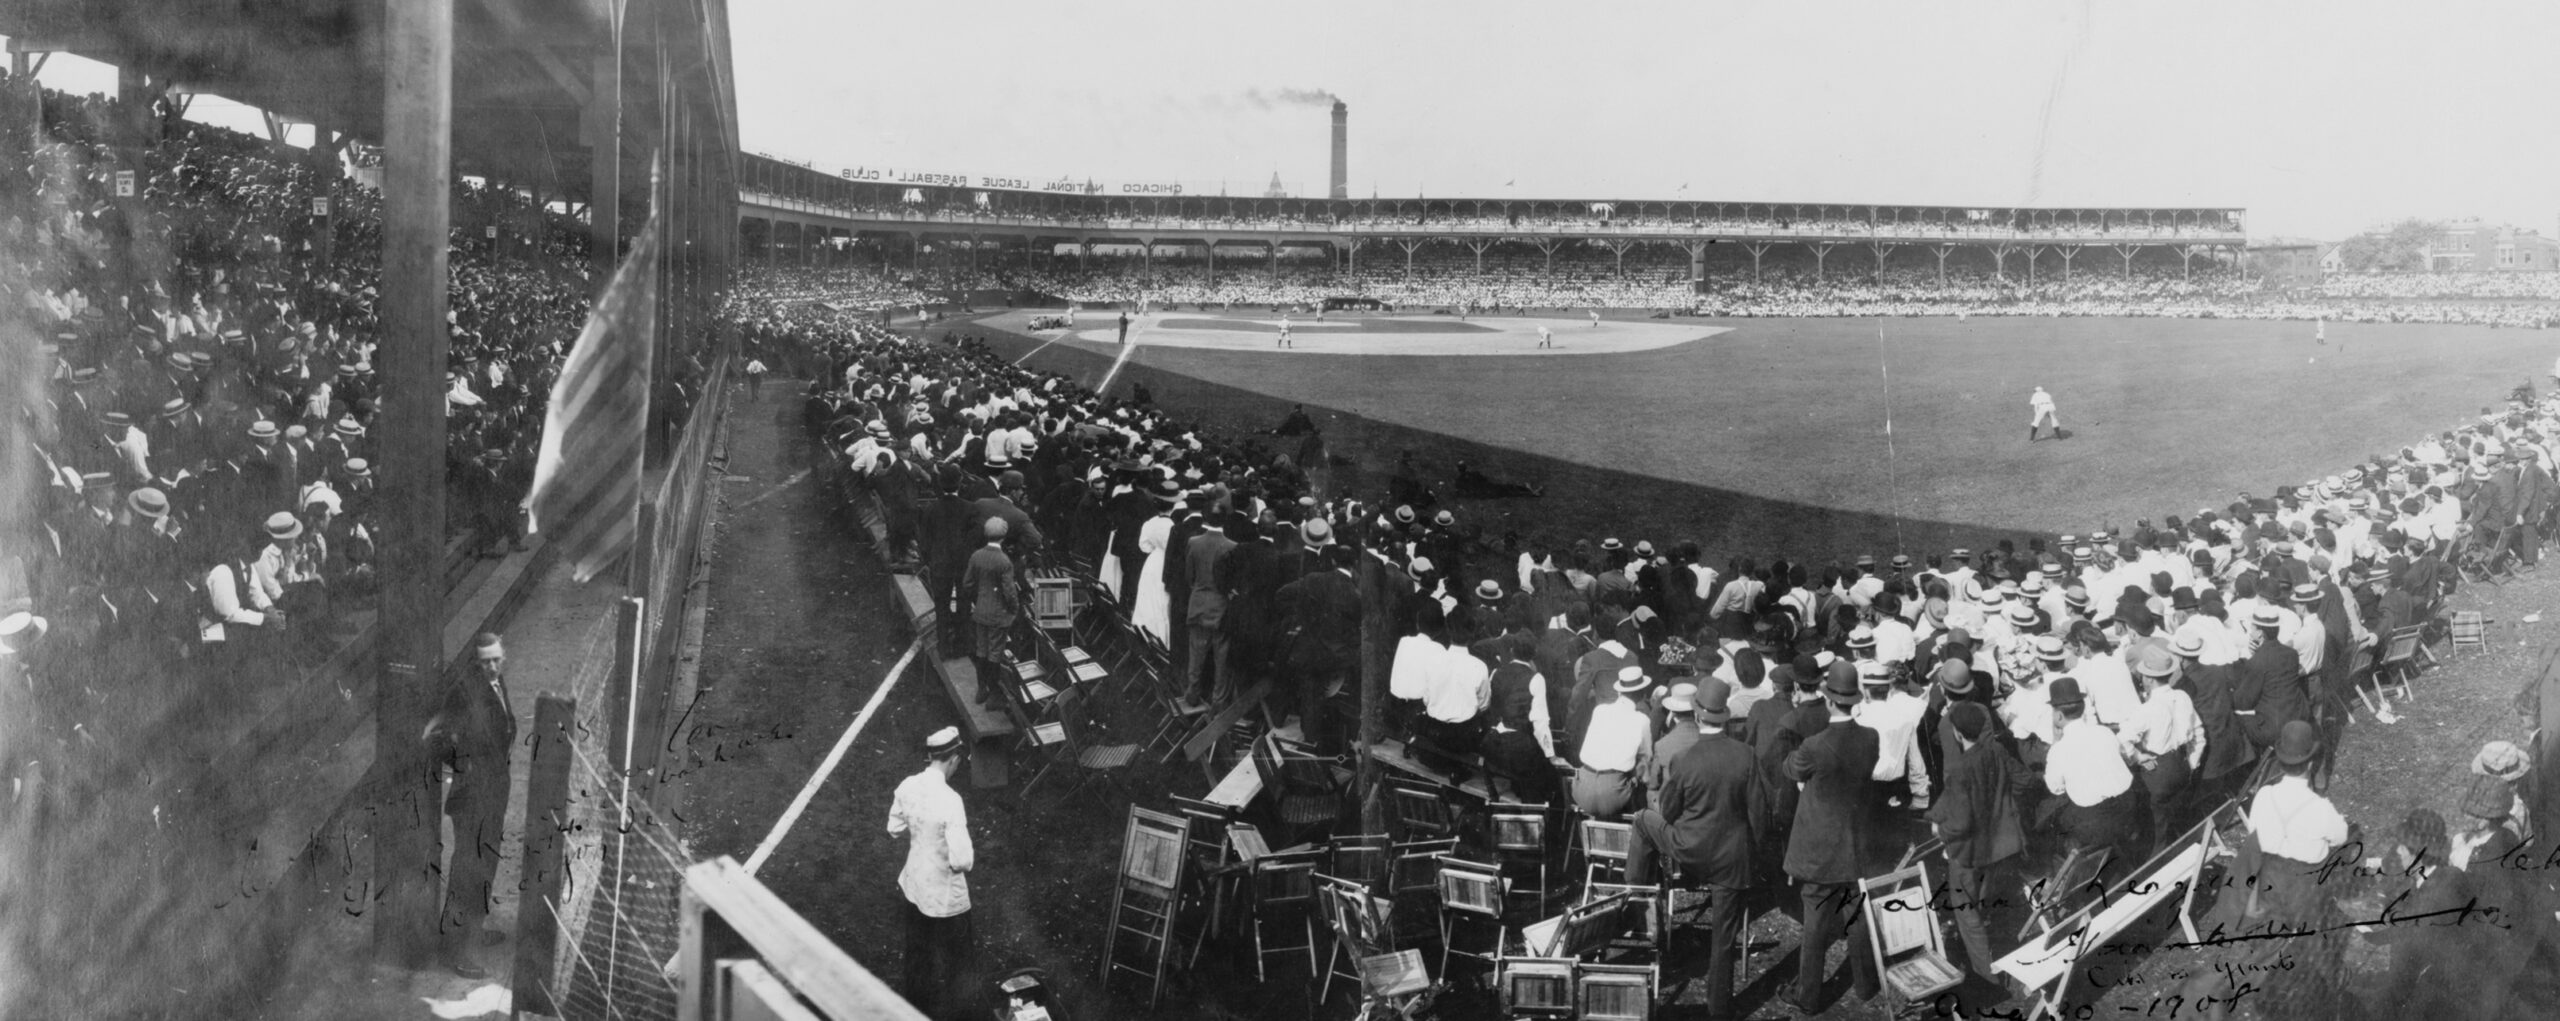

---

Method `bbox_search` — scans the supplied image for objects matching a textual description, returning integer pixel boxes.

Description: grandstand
[738,152,2252,298]
[12,3,2560,1021]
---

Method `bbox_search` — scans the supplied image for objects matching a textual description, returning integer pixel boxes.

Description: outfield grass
[991,314,2555,566]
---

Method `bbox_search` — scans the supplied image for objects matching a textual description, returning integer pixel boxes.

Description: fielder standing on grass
[2028,385,2060,442]
[744,354,767,400]
[889,727,975,1019]
[1538,323,1554,349]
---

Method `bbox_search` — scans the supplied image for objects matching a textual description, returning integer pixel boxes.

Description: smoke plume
[1241,87,1337,109]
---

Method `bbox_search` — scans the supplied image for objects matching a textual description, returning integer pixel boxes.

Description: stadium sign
[834,164,1172,196]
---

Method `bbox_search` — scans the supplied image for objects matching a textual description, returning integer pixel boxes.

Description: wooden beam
[372,0,456,967]
[678,857,928,1021]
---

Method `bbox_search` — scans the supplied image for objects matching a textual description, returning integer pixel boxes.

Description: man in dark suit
[1217,518,1283,707]
[1784,665,1885,1012]
[428,632,518,979]
[970,471,1044,553]
[1183,508,1237,706]
[2470,457,2523,562]
[1276,545,1361,754]
[1927,701,2034,981]
[1531,604,1594,718]
[1626,679,1765,1018]
[2513,448,2552,567]
[2174,634,2257,811]
[2232,605,2308,756]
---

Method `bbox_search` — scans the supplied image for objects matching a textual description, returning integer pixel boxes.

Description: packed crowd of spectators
[743,261,2560,1013]
[783,245,2560,326]
[2320,271,2560,301]
[5,75,593,778]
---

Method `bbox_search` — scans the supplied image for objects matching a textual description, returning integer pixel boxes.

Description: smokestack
[1329,100,1348,200]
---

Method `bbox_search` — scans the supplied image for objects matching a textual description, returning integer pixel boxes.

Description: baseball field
[974,309,2558,566]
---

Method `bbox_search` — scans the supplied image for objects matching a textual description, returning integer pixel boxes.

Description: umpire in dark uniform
[427,632,518,978]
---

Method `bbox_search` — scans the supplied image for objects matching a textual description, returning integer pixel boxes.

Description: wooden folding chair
[1316,874,1393,1003]
[1577,819,1634,886]
[1436,856,1508,975]
[1575,962,1656,1021]
[1329,833,1392,893]
[2366,624,2425,710]
[1388,779,1458,842]
[1246,850,1323,983]
[1496,955,1576,1018]
[1863,862,1964,1009]
[1021,687,1138,804]
[1100,807,1191,1008]
[1490,802,1554,911]
[2452,610,2491,651]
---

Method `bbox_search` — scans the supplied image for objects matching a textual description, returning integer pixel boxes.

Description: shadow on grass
[965,323,2054,575]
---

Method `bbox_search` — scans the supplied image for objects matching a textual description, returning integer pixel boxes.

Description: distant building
[2245,239,2323,288]
[2425,219,2560,272]
[1263,172,1288,199]
[2318,242,2346,274]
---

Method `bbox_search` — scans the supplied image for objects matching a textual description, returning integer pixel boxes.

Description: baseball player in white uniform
[2028,386,2060,441]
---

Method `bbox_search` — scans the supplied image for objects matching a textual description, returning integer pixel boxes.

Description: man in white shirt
[2060,625,2140,730]
[2043,678,2140,857]
[2028,386,2059,442]
[1573,667,1654,820]
[2123,647,2204,835]
[887,727,976,1018]
[1417,632,1491,772]
[1851,662,1930,809]
[2239,721,2349,928]
[1869,595,1917,668]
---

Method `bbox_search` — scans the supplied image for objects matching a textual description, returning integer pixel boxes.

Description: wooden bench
[1366,737,1493,801]
[1174,680,1274,768]
[888,572,1015,788]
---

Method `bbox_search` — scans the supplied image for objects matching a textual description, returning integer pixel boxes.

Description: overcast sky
[730,0,2556,241]
[13,1,2549,241]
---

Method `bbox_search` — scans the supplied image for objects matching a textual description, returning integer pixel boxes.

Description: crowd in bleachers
[775,248,2560,327]
[5,74,592,773]
[2320,272,2560,301]
[739,262,2560,1014]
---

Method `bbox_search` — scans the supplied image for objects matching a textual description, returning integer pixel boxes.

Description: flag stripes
[524,202,664,583]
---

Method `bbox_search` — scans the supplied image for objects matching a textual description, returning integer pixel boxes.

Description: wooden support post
[588,23,623,290]
[510,695,579,1014]
[1357,553,1389,837]
[374,0,455,966]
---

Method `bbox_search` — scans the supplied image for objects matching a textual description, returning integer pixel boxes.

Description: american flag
[522,188,663,583]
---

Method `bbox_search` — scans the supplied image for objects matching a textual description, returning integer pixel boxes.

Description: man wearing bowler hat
[1626,677,1763,1019]
[890,727,976,1019]
[1784,663,1885,1012]
[1928,699,2033,982]
[2225,720,2347,932]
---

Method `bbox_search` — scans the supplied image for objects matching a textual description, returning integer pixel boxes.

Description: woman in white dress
[1131,497,1176,645]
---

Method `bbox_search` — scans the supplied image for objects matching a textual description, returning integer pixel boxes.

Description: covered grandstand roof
[0,0,736,198]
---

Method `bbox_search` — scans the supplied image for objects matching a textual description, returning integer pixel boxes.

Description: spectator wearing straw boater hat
[889,726,976,1019]
[2234,604,2308,757]
[1573,666,1655,821]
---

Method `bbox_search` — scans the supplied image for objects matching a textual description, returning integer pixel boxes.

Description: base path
[984,308,1728,356]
